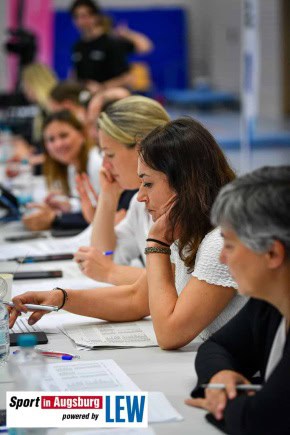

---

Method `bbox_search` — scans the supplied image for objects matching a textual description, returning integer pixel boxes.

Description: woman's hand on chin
[148,195,178,245]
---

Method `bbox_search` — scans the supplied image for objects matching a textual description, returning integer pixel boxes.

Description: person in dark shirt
[70,0,152,94]
[186,166,290,435]
[70,0,132,92]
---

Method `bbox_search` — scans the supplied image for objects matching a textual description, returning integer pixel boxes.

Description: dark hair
[70,0,101,16]
[50,81,87,106]
[139,118,235,271]
[43,110,93,195]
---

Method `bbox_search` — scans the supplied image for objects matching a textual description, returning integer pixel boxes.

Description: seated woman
[74,96,171,284]
[9,118,246,350]
[22,110,102,231]
[186,166,290,434]
[47,82,133,225]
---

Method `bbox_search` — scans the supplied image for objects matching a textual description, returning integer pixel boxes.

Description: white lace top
[171,227,247,341]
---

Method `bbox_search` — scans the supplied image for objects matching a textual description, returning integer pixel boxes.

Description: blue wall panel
[53,7,188,91]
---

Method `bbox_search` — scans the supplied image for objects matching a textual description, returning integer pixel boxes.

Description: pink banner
[8,0,54,90]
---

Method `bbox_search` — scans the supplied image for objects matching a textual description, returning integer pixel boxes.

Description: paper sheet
[24,311,109,334]
[61,319,158,348]
[41,359,139,392]
[147,392,183,423]
[0,225,92,260]
[12,277,111,297]
[63,429,155,435]
[10,316,42,334]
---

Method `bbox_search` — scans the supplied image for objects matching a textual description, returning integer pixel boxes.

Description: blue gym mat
[166,109,290,150]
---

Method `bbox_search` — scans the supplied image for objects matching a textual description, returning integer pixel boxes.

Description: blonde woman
[12,63,58,165]
[22,63,58,110]
[74,96,170,285]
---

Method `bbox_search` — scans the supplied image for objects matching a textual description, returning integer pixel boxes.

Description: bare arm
[74,246,144,285]
[103,71,133,90]
[91,190,118,249]
[146,252,235,350]
[91,168,122,249]
[9,271,149,327]
[114,26,154,54]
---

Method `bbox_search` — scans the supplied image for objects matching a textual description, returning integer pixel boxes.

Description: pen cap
[17,334,37,347]
[62,355,73,360]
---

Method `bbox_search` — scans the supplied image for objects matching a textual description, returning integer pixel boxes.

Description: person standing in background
[70,0,133,93]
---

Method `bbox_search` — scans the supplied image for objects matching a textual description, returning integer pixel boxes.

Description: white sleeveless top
[171,228,247,341]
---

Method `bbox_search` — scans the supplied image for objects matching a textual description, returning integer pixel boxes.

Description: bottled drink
[0,127,13,164]
[9,334,45,391]
[8,335,47,435]
[0,300,9,366]
[15,159,33,206]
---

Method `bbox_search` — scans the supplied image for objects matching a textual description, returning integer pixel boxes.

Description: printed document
[61,319,158,348]
[41,359,139,392]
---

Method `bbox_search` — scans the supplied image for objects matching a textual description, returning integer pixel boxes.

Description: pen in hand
[103,250,114,256]
[3,301,59,312]
[201,383,262,391]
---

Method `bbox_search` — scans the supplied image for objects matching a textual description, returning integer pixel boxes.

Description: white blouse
[171,227,247,340]
[114,193,152,265]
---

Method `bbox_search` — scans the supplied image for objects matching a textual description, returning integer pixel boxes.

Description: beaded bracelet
[53,287,68,310]
[146,238,170,247]
[144,246,171,255]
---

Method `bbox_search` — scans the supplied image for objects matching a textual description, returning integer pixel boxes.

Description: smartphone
[4,232,47,242]
[12,270,63,280]
[10,331,48,346]
[51,228,82,238]
[18,253,74,263]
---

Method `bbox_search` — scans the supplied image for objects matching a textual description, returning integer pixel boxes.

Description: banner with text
[7,391,148,428]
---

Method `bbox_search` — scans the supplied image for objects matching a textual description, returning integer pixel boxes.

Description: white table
[0,222,220,434]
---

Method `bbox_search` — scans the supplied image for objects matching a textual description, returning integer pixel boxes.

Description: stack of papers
[63,430,155,435]
[61,319,158,349]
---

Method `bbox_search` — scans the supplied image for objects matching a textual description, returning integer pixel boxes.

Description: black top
[191,299,290,435]
[72,34,133,82]
[52,189,138,230]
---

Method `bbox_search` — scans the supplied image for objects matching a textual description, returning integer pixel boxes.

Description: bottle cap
[17,334,37,347]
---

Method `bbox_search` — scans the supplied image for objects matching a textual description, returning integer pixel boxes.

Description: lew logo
[105,395,146,423]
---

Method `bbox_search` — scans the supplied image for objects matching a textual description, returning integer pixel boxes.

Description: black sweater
[191,299,290,435]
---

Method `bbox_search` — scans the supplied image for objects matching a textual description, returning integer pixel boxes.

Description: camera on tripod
[5,28,37,66]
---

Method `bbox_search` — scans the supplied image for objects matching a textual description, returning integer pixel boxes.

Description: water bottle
[17,159,33,206]
[0,302,9,366]
[8,335,47,435]
[0,127,13,164]
[9,334,46,391]
[0,276,9,366]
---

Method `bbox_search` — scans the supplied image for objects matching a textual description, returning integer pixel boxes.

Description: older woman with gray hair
[187,166,290,435]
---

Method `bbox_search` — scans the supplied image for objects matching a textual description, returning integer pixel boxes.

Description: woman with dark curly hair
[9,118,246,350]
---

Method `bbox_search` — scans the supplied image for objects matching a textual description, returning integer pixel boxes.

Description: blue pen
[13,349,79,360]
[103,250,114,256]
